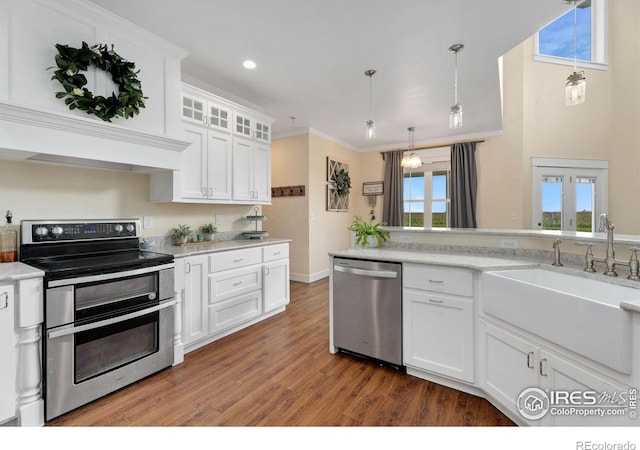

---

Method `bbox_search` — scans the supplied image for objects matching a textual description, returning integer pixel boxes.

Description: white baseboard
[290,269,329,283]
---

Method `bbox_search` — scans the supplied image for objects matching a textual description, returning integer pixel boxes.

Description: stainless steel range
[20,219,175,421]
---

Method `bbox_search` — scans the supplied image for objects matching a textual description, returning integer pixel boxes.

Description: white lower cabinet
[208,290,262,334]
[479,319,633,426]
[404,290,474,382]
[180,243,290,352]
[479,320,539,424]
[264,258,290,312]
[0,284,15,423]
[182,255,209,346]
[402,263,475,383]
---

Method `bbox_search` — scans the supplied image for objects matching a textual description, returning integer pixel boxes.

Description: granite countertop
[0,262,44,281]
[329,247,540,271]
[152,237,291,258]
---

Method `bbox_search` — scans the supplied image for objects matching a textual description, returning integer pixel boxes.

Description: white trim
[290,269,329,284]
[531,157,608,169]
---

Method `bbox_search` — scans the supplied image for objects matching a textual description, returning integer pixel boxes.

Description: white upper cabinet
[150,83,273,204]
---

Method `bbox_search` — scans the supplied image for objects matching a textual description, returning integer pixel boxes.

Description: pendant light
[565,0,586,105]
[364,69,376,140]
[449,43,464,129]
[401,127,421,168]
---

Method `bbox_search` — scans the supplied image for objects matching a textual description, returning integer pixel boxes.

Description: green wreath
[49,41,146,122]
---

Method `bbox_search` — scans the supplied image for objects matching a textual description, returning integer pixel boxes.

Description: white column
[173,289,184,365]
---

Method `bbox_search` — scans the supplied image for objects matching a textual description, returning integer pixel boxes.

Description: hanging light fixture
[565,0,586,105]
[448,43,464,129]
[401,127,422,168]
[364,69,376,140]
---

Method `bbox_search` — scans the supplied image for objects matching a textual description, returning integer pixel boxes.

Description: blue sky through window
[539,5,591,61]
[542,182,593,212]
[403,173,448,213]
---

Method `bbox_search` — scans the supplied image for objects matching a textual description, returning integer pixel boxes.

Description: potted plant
[200,223,218,241]
[332,168,351,196]
[348,216,390,248]
[170,224,192,245]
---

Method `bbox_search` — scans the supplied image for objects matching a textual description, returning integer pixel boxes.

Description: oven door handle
[76,291,158,311]
[47,299,176,339]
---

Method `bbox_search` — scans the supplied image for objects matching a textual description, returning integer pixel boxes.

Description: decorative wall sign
[363,181,384,196]
[326,157,349,211]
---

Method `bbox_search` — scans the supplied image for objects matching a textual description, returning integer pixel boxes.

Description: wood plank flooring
[47,279,514,427]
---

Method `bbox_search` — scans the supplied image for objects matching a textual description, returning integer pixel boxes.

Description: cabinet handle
[264,266,270,276]
[233,258,243,263]
[273,252,281,256]
[203,115,209,126]
[428,298,443,304]
[185,263,191,274]
[208,187,213,197]
[526,351,534,369]
[539,358,548,376]
[233,281,243,287]
[0,292,8,310]
[202,187,207,197]
[428,279,443,284]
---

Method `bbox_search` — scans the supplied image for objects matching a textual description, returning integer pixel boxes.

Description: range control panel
[21,220,141,243]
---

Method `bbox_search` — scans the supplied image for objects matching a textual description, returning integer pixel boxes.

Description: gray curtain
[382,150,404,226]
[450,142,477,228]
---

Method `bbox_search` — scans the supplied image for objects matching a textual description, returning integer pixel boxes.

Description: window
[535,0,607,69]
[532,158,607,232]
[403,148,450,228]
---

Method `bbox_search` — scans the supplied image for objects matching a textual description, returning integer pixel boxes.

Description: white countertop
[153,238,291,258]
[0,262,44,281]
[330,248,539,271]
[383,226,640,246]
[330,247,640,313]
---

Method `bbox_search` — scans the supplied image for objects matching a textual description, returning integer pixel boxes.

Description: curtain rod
[380,139,485,157]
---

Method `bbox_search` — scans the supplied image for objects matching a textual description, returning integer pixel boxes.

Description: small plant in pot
[170,224,192,245]
[200,223,218,241]
[348,216,390,248]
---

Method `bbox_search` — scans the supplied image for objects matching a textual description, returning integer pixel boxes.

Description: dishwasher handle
[334,264,398,279]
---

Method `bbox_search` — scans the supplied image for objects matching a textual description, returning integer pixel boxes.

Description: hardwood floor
[48,278,514,427]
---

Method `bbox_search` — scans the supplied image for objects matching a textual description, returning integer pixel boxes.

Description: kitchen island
[329,234,640,427]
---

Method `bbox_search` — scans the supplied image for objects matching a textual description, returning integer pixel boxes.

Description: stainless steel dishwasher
[332,257,402,367]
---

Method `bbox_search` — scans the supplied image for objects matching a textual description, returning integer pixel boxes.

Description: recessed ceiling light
[243,60,257,70]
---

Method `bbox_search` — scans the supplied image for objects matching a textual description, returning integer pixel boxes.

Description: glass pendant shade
[449,103,462,129]
[366,119,376,140]
[401,153,422,169]
[565,71,586,105]
[364,70,376,141]
[448,43,464,129]
[565,1,586,106]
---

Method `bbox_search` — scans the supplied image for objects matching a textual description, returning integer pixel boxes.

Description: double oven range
[20,219,175,421]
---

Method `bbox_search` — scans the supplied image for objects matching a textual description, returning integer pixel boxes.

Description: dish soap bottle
[1,211,17,263]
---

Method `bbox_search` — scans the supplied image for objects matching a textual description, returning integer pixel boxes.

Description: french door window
[532,158,607,232]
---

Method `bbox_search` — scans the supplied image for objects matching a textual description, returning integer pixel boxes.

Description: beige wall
[0,160,258,240]
[478,0,639,234]
[264,132,385,281]
[262,134,310,279]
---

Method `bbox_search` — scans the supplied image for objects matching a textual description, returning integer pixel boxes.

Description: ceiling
[89,0,571,151]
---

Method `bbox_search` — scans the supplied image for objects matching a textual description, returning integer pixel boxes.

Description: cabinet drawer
[209,265,262,303]
[208,290,262,334]
[263,243,289,262]
[209,247,261,273]
[403,263,473,297]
